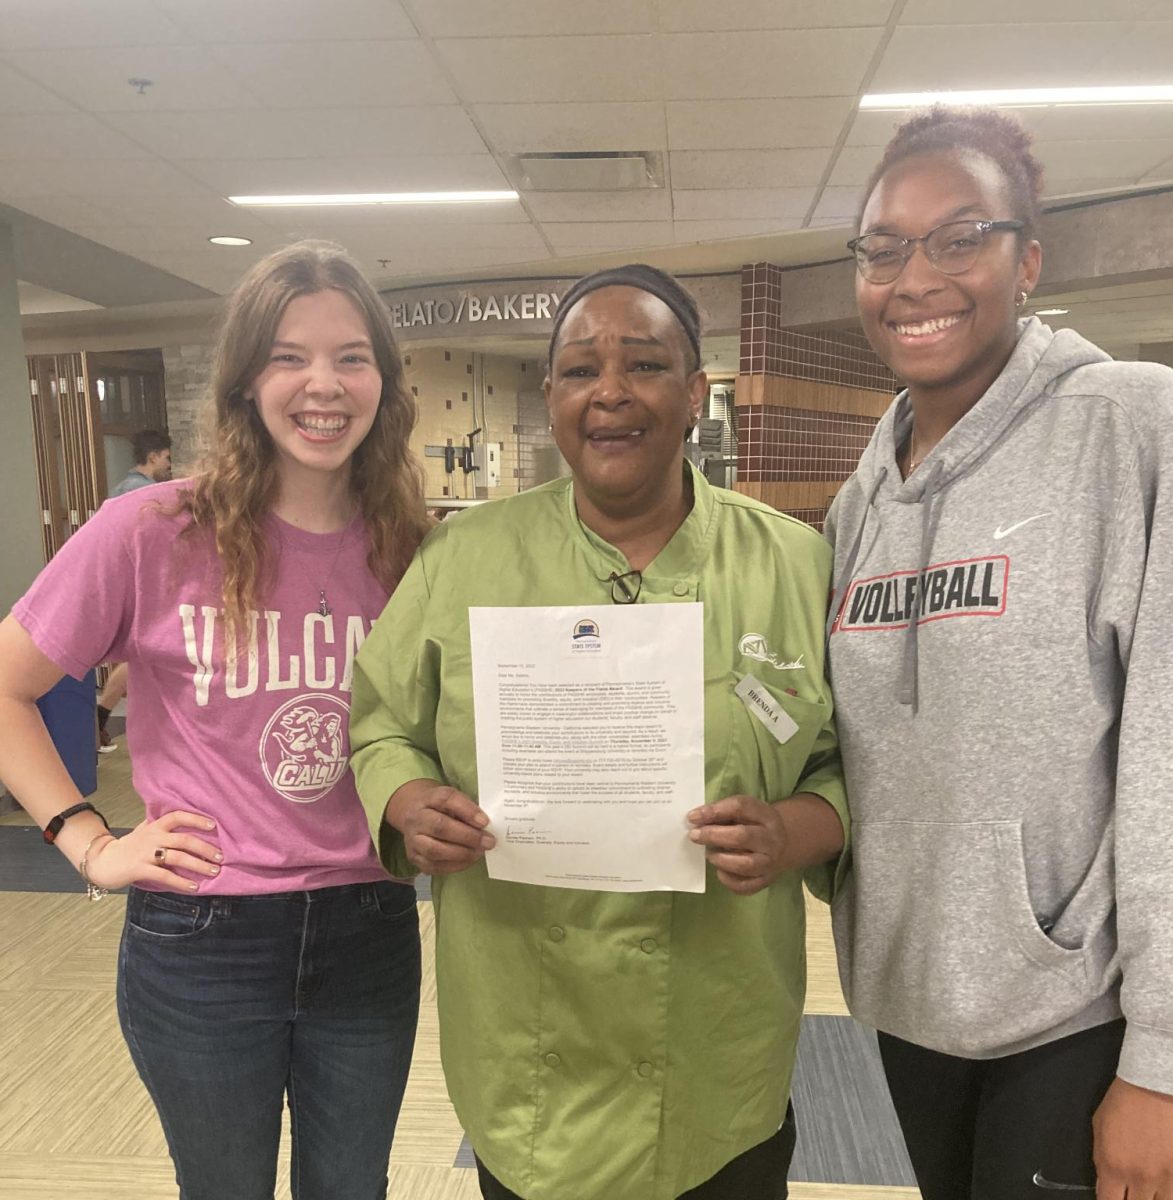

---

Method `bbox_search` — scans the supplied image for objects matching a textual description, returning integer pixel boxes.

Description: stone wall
[161,343,215,474]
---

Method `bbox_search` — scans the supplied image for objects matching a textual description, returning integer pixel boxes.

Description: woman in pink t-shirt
[0,241,430,1199]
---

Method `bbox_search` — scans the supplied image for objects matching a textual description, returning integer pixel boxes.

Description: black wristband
[42,801,110,845]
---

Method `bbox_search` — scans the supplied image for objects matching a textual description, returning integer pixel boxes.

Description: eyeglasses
[847,219,1025,284]
[608,570,642,604]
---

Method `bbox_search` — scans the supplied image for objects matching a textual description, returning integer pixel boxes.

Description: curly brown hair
[861,105,1045,237]
[177,240,429,646]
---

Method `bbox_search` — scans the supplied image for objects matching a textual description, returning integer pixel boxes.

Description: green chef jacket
[350,464,849,1200]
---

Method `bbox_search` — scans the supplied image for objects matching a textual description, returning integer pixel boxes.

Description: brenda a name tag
[735,673,800,745]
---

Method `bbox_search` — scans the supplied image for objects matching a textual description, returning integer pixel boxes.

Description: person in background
[0,241,429,1200]
[826,106,1173,1200]
[98,429,173,748]
[109,428,172,496]
[351,263,849,1200]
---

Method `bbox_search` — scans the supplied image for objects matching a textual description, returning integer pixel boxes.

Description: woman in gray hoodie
[827,106,1173,1200]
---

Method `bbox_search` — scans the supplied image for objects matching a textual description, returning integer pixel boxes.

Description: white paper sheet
[469,604,706,893]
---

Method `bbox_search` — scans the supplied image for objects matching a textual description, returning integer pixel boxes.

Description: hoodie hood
[855,316,1113,504]
[828,317,1113,708]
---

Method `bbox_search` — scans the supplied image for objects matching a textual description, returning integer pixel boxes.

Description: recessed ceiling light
[208,235,253,247]
[861,85,1173,110]
[228,190,519,207]
[1034,308,1070,316]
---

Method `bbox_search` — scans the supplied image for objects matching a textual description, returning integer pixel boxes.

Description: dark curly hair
[861,106,1045,237]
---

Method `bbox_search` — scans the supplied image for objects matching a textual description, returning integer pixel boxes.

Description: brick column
[734,262,895,530]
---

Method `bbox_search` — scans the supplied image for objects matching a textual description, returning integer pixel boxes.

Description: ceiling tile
[0,158,212,199]
[0,115,151,159]
[102,107,488,160]
[1091,21,1173,79]
[474,102,667,154]
[542,221,675,252]
[810,185,866,222]
[672,188,816,220]
[1036,139,1173,183]
[1032,105,1173,142]
[180,155,509,194]
[522,190,672,222]
[671,148,832,189]
[273,220,548,255]
[83,226,284,256]
[211,41,456,108]
[370,245,554,276]
[825,145,886,187]
[668,98,854,150]
[673,218,805,240]
[871,24,1127,91]
[0,63,72,112]
[2,196,131,230]
[0,1,187,49]
[410,0,655,37]
[901,0,1170,22]
[156,0,417,42]
[657,0,893,31]
[59,196,271,229]
[285,201,532,227]
[661,29,883,99]
[436,37,661,103]
[14,46,261,112]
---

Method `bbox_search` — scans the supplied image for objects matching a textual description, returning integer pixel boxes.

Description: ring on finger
[153,847,167,865]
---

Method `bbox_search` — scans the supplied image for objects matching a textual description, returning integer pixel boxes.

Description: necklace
[906,427,925,476]
[278,525,352,618]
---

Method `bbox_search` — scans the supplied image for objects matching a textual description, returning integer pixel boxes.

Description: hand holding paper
[689,791,845,895]
[387,780,496,875]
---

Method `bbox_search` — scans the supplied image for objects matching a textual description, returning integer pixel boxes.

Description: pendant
[317,590,331,618]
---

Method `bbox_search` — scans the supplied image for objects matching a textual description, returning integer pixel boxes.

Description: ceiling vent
[506,151,664,192]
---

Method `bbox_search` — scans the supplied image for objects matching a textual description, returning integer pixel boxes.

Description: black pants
[879,1019,1125,1200]
[475,1107,795,1200]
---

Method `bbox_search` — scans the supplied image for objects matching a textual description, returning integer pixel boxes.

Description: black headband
[548,264,702,369]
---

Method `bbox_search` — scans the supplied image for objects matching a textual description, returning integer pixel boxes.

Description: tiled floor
[0,744,919,1199]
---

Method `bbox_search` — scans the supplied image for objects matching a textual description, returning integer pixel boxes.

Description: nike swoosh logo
[994,512,1053,539]
[1032,1170,1094,1192]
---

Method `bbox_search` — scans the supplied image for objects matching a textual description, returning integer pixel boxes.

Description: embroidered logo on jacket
[260,693,350,803]
[833,555,1009,633]
[738,633,805,671]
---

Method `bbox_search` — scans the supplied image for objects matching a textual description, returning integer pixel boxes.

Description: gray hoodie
[826,317,1173,1093]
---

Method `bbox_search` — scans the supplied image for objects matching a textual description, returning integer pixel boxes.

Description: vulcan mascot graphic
[260,693,350,803]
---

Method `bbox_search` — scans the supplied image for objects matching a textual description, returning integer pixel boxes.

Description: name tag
[735,673,799,745]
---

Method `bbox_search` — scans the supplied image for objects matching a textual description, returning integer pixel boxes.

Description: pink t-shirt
[13,479,392,894]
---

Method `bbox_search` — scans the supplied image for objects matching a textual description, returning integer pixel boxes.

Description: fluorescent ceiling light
[229,190,519,207]
[1034,308,1070,316]
[861,86,1173,110]
[208,235,252,246]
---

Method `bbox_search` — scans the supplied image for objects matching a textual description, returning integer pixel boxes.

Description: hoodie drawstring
[897,459,945,712]
[826,468,887,645]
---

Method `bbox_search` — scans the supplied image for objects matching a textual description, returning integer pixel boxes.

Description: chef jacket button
[672,582,689,596]
[640,938,657,954]
[637,1061,654,1078]
[549,926,565,942]
[545,1052,561,1068]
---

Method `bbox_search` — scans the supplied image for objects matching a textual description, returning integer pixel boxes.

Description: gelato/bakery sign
[386,290,561,330]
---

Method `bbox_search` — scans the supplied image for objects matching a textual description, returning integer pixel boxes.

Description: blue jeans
[117,880,421,1200]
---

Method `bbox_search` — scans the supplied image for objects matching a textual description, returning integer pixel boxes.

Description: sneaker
[98,730,118,754]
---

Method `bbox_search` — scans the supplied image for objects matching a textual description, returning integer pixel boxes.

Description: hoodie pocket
[833,818,1093,1056]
